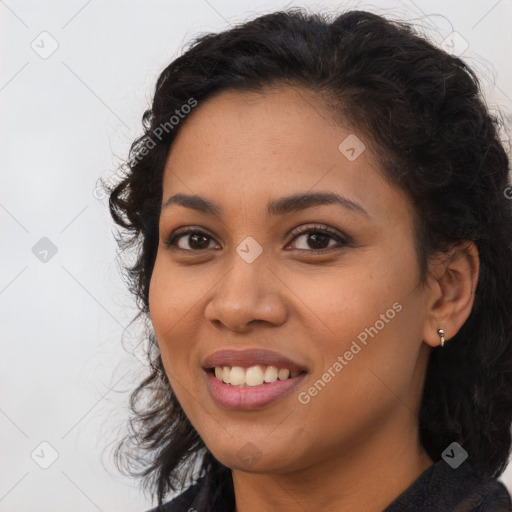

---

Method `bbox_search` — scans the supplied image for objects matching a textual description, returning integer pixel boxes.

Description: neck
[231,411,434,512]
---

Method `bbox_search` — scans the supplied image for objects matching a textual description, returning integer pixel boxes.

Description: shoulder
[470,478,512,512]
[384,459,512,512]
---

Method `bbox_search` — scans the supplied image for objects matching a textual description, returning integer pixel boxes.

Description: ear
[422,241,480,348]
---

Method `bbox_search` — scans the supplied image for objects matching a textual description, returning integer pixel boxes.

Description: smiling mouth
[206,365,307,387]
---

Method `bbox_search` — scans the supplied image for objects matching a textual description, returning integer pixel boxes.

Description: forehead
[160,86,412,226]
[164,87,365,183]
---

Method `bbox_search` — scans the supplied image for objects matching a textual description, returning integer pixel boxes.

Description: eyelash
[164,224,350,255]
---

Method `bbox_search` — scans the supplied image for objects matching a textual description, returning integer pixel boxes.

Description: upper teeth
[214,365,300,387]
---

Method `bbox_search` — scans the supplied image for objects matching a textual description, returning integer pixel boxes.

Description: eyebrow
[162,191,369,218]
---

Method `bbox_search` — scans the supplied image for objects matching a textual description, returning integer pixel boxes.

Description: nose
[204,253,288,333]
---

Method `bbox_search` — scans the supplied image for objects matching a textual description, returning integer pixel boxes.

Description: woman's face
[148,86,434,474]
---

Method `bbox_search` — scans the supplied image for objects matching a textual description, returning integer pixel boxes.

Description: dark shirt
[145,459,512,512]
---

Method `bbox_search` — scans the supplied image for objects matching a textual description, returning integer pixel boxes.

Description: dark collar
[382,458,511,511]
[150,459,511,512]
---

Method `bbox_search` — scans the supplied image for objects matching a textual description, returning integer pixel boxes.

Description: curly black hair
[106,8,512,507]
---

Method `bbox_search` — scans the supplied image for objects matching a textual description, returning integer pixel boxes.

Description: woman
[108,8,512,511]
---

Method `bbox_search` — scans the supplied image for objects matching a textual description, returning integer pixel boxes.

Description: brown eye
[164,225,350,254]
[287,225,350,254]
[165,228,218,251]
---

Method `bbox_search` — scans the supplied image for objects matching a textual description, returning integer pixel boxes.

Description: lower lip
[204,370,307,410]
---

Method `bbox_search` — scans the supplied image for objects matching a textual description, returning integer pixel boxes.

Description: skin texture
[148,86,479,512]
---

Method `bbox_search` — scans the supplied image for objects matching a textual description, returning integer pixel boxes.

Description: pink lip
[202,348,307,373]
[204,369,307,410]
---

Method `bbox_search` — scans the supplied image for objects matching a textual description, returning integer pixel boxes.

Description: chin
[209,440,300,474]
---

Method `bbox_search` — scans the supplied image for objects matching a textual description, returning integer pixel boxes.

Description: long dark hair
[107,8,512,506]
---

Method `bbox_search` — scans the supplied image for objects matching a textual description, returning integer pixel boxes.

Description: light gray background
[1,1,511,511]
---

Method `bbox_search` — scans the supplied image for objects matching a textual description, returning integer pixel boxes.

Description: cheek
[148,258,193,374]
[147,256,213,393]
[148,272,170,346]
[148,257,191,333]
[295,249,423,402]
[293,306,422,457]
[286,261,401,341]
[148,265,199,413]
[149,264,210,432]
